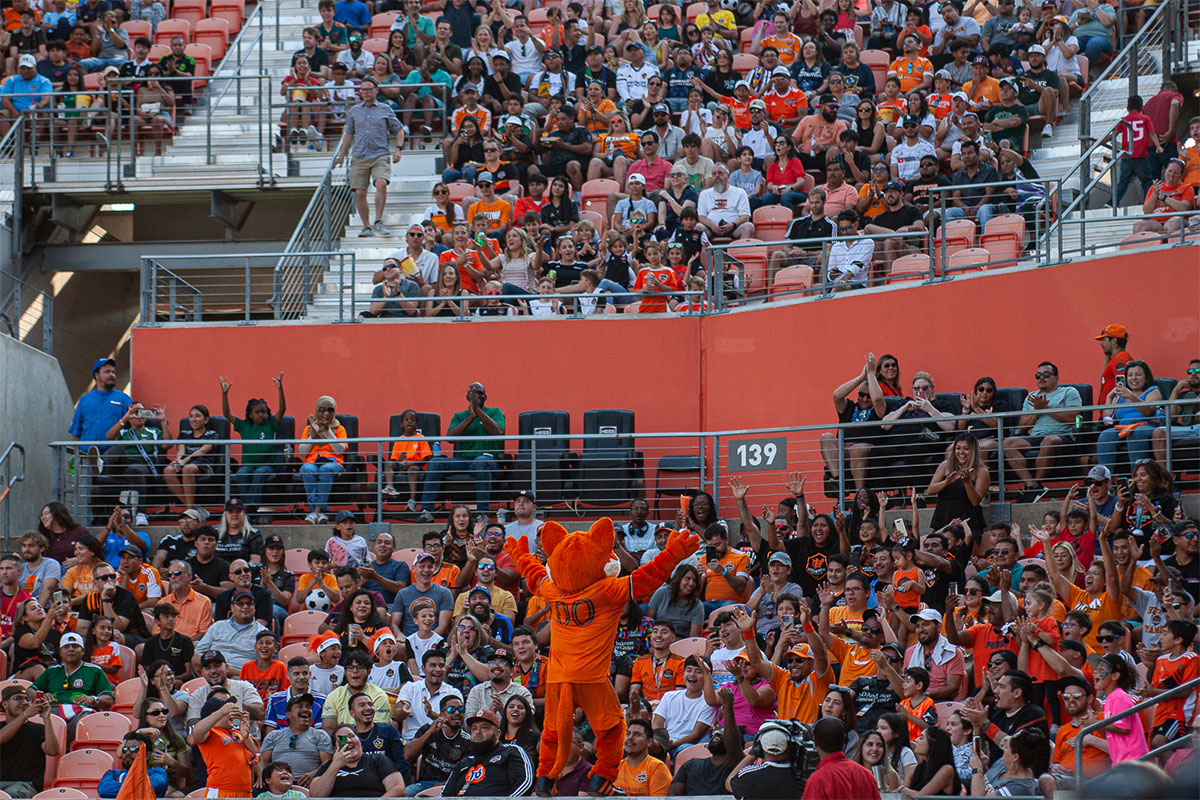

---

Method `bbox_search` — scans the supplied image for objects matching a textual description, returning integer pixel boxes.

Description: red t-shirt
[513,195,548,222]
[801,752,882,800]
[1119,111,1154,158]
[1143,90,1183,144]
[1,588,32,639]
[1145,181,1194,222]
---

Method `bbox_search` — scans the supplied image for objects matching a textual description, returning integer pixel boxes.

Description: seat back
[859,49,891,90]
[579,209,606,234]
[284,547,311,573]
[673,744,712,771]
[729,238,767,293]
[994,387,1028,415]
[50,749,114,791]
[209,0,245,32]
[194,17,231,60]
[154,18,192,46]
[369,11,400,39]
[768,265,813,299]
[582,409,635,452]
[72,712,134,754]
[334,413,360,453]
[171,0,208,27]
[43,715,67,789]
[114,643,136,683]
[580,179,619,216]
[751,204,792,242]
[517,410,571,454]
[946,246,993,274]
[120,20,152,41]
[738,27,755,53]
[110,678,141,713]
[686,2,707,21]
[887,253,932,284]
[940,218,977,247]
[732,53,758,72]
[1118,231,1162,250]
[668,637,707,658]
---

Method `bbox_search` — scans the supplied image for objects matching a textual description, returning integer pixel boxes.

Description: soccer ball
[305,589,332,612]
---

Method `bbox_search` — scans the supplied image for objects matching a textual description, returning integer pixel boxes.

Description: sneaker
[373,220,392,236]
[382,485,399,496]
[358,226,374,237]
[1041,128,1053,138]
[415,510,435,523]
[405,499,416,512]
[304,512,320,524]
[135,512,149,527]
[316,512,329,524]
[586,775,625,796]
[306,124,321,144]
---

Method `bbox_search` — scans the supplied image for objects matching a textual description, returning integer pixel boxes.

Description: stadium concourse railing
[0,271,53,354]
[48,398,1198,527]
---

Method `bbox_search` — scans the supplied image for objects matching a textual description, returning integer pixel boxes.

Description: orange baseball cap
[786,643,813,659]
[1095,324,1127,340]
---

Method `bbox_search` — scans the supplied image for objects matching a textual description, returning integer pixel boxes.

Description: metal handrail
[0,272,53,354]
[1074,676,1200,784]
[0,442,26,549]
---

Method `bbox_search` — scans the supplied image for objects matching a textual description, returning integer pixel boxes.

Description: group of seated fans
[273,0,1198,310]
[5,366,1200,797]
[0,0,205,156]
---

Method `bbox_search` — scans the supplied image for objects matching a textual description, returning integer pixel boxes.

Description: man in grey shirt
[1002,360,1083,500]
[261,694,333,785]
[333,77,405,238]
[504,489,540,552]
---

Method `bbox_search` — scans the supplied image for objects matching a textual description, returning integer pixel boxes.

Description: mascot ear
[590,517,616,551]
[540,521,569,557]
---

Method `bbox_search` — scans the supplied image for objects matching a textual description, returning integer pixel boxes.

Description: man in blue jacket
[98,733,170,798]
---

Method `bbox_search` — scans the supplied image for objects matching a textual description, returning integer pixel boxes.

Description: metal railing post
[1127,39,1138,97]
[531,439,538,499]
[43,287,52,355]
[836,427,845,507]
[375,442,383,522]
[244,258,251,323]
[223,447,231,499]
[995,417,1006,502]
[709,434,720,511]
[711,247,724,311]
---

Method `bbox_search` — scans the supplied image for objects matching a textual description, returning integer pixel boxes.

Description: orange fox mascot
[504,518,700,797]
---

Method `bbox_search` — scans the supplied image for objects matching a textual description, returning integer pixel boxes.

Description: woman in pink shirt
[1090,654,1148,764]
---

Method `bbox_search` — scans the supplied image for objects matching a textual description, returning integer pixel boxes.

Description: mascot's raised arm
[504,517,700,797]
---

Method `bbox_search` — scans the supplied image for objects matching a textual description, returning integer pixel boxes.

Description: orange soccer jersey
[629,653,685,703]
[1151,650,1199,727]
[537,574,634,684]
[900,694,936,741]
[239,659,288,703]
[631,266,681,313]
[389,436,433,465]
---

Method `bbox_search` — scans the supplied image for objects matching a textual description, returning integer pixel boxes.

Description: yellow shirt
[453,584,518,618]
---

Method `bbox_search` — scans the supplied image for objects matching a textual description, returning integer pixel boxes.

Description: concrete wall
[0,334,72,547]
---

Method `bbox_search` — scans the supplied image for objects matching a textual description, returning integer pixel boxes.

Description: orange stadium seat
[120,20,152,43]
[51,750,114,794]
[669,637,707,658]
[363,37,388,54]
[154,18,191,47]
[674,744,711,771]
[860,49,890,92]
[1119,231,1162,250]
[282,610,327,645]
[528,8,551,36]
[71,712,134,758]
[110,678,141,714]
[768,265,814,299]
[193,18,231,60]
[979,214,1026,267]
[751,205,792,242]
[580,179,618,216]
[887,253,933,284]
[210,0,245,34]
[579,209,606,234]
[686,2,706,22]
[285,547,311,573]
[946,246,995,273]
[186,43,213,90]
[171,0,208,29]
[392,547,422,569]
[279,642,313,662]
[370,12,400,40]
[739,28,755,54]
[43,715,67,790]
[35,790,89,800]
[732,53,758,72]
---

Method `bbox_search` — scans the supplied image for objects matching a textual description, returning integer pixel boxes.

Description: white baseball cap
[18,54,36,69]
[627,173,646,184]
[759,729,790,756]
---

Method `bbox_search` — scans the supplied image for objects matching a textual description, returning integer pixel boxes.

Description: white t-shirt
[336,49,373,77]
[387,246,440,286]
[505,36,543,77]
[406,632,445,675]
[697,184,750,225]
[369,661,409,690]
[1130,587,1168,649]
[710,645,743,688]
[309,664,344,696]
[680,107,713,135]
[325,535,369,567]
[324,80,359,119]
[396,681,464,739]
[655,688,716,741]
[890,138,937,180]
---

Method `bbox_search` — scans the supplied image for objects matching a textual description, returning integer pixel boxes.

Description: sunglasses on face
[1188,367,1200,374]
[1096,635,1117,644]
[444,705,464,713]
[96,574,117,581]
[166,570,183,577]
[885,655,902,663]
[230,568,250,575]
[1034,371,1054,379]
[1061,693,1085,700]
[317,406,335,413]
[145,708,168,716]
[477,564,496,570]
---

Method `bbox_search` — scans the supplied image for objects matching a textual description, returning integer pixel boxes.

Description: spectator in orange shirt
[700,523,750,613]
[962,54,1001,113]
[383,409,434,509]
[888,34,933,93]
[466,172,512,239]
[762,67,809,129]
[615,718,672,796]
[297,396,347,524]
[755,10,803,65]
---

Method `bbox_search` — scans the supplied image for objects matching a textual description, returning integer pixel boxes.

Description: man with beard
[669,722,736,794]
[464,648,532,718]
[792,93,847,174]
[442,709,533,796]
[309,724,406,798]
[903,609,967,700]
[460,586,513,643]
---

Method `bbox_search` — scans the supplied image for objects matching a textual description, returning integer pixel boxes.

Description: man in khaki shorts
[334,76,406,237]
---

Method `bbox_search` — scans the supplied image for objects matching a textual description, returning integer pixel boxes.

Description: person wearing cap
[504,489,540,551]
[0,684,59,796]
[194,586,271,671]
[1018,45,1060,128]
[442,709,533,796]
[904,153,952,226]
[694,76,754,131]
[903,608,967,701]
[481,51,525,118]
[744,46,783,100]
[1092,323,1133,402]
[730,604,830,725]
[214,558,276,629]
[982,77,1028,152]
[69,357,132,516]
[888,115,937,184]
[187,648,267,726]
[389,550,454,636]
[463,646,532,719]
[402,694,470,794]
[382,220,441,290]
[612,171,657,234]
[761,66,808,128]
[864,177,926,273]
[189,694,260,797]
[32,630,114,711]
[793,92,847,172]
[214,498,264,565]
[948,110,994,170]
[962,54,1000,112]
[77,9,129,73]
[416,382,504,519]
[927,70,956,119]
[524,48,577,119]
[614,38,659,104]
[115,541,164,609]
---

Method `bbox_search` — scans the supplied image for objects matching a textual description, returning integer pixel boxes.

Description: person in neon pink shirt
[1090,653,1148,764]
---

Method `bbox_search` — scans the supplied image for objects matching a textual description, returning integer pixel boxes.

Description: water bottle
[497,508,507,525]
[1074,415,1082,431]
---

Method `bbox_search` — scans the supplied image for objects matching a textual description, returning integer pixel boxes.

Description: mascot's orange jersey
[536,575,633,684]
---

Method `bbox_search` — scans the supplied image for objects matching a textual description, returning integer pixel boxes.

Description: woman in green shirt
[220,373,287,514]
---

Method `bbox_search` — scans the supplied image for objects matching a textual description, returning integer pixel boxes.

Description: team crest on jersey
[373,738,384,749]
[490,754,502,763]
[73,678,84,689]
[807,553,828,580]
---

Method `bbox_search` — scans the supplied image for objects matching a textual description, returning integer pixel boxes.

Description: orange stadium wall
[131,249,1199,499]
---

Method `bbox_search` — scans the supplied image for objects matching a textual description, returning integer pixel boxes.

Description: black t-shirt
[11,28,46,54]
[829,147,873,176]
[786,215,836,244]
[0,718,48,787]
[540,198,579,230]
[292,47,329,73]
[985,102,1028,149]
[921,559,966,614]
[156,532,197,564]
[542,259,584,288]
[37,59,70,84]
[838,403,884,445]
[849,675,900,731]
[215,530,264,563]
[1018,67,1060,106]
[729,760,805,800]
[190,555,231,588]
[904,174,953,212]
[80,587,149,637]
[313,753,397,797]
[603,253,633,288]
[984,702,1047,763]
[1163,553,1199,603]
[541,124,591,165]
[705,68,742,97]
[673,756,733,795]
[179,428,218,465]
[142,631,194,675]
[253,566,296,598]
[13,623,62,669]
[871,204,923,232]
[482,71,523,107]
[415,724,470,781]
[775,536,843,598]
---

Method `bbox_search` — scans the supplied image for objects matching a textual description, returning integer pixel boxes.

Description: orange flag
[116,742,157,800]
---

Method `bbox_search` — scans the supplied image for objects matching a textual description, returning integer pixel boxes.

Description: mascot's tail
[548,683,577,779]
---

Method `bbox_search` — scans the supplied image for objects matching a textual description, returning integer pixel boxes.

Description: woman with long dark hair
[647,563,704,637]
[877,712,917,784]
[875,354,903,397]
[677,491,718,535]
[440,504,474,567]
[903,727,961,796]
[612,598,654,700]
[928,432,989,532]
[38,501,88,563]
[852,729,900,791]
[755,136,808,211]
[817,686,859,753]
[61,533,104,606]
[135,693,191,789]
[969,726,1052,796]
[539,175,579,236]
[334,589,390,662]
[163,404,216,512]
[501,694,541,770]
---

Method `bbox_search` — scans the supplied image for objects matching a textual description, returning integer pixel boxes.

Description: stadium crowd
[1,329,1197,798]
[265,0,1200,311]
